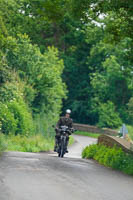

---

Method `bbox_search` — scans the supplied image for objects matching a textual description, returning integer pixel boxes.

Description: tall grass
[0,133,74,153]
[2,134,54,152]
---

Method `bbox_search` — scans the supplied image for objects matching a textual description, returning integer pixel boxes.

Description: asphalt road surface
[0,135,133,200]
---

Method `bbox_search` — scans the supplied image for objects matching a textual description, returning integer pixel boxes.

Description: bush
[0,103,17,135]
[0,76,35,136]
[102,147,125,169]
[82,144,99,159]
[94,145,109,165]
[82,144,133,175]
[0,99,34,136]
[8,100,34,135]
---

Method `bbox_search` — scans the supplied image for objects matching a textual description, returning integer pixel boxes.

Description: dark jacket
[56,116,73,129]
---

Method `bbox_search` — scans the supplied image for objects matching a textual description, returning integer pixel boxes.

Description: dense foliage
[0,6,66,137]
[82,144,133,175]
[0,0,133,139]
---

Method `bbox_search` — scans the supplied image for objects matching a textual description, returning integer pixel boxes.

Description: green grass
[82,144,133,175]
[74,131,100,138]
[4,134,54,152]
[0,133,75,153]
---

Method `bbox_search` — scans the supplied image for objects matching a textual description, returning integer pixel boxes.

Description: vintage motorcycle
[57,125,74,158]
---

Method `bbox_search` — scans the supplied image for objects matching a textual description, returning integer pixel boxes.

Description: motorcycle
[57,126,74,158]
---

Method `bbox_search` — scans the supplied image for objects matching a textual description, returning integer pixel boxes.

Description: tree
[3,34,66,133]
[127,97,133,125]
[90,37,133,123]
[98,101,122,128]
[61,22,103,123]
[1,0,133,129]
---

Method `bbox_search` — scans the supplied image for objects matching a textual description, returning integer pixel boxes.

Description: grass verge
[6,134,54,152]
[0,134,74,153]
[82,144,133,175]
[74,131,100,138]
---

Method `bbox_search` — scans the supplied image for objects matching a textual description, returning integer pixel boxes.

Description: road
[0,135,133,200]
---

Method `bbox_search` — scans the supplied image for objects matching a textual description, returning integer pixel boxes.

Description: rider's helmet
[66,109,71,114]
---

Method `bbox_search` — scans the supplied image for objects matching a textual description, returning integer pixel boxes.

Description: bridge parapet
[98,134,133,154]
[73,123,118,136]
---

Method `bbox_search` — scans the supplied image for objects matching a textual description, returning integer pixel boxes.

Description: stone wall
[73,123,133,154]
[73,123,118,136]
[98,134,133,154]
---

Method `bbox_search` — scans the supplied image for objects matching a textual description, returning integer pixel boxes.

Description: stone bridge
[73,123,133,154]
[73,123,118,136]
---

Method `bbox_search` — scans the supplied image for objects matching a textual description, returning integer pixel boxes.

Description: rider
[54,109,73,153]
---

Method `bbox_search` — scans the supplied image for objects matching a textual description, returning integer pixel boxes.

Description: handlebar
[55,127,76,134]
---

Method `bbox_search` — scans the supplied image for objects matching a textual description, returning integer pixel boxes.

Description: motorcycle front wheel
[58,137,66,158]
